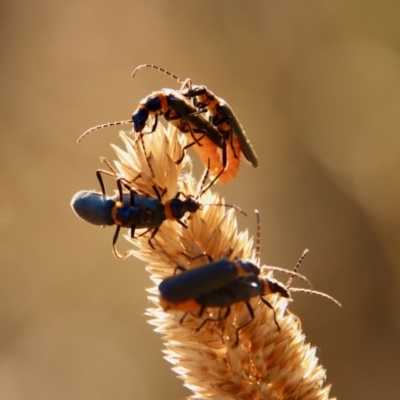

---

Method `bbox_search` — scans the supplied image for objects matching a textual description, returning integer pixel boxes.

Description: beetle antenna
[255,210,261,267]
[261,265,313,289]
[201,202,247,217]
[288,287,342,308]
[131,64,185,84]
[286,249,309,288]
[77,120,133,143]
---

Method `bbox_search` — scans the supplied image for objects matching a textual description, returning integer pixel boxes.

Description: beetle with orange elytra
[158,212,341,343]
[77,86,229,192]
[132,64,259,185]
[159,249,341,343]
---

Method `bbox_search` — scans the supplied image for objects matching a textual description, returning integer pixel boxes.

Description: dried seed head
[110,120,335,400]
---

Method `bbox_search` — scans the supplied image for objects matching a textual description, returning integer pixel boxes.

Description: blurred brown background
[1,1,399,399]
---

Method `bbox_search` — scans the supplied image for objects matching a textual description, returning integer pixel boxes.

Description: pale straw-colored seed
[109,121,335,400]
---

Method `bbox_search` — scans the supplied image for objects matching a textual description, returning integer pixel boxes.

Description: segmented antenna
[254,210,261,267]
[202,202,247,217]
[77,120,133,143]
[288,287,342,308]
[131,64,185,84]
[261,265,313,289]
[286,249,309,288]
[284,249,341,307]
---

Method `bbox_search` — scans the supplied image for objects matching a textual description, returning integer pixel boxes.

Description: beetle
[158,211,340,343]
[132,64,259,189]
[71,184,207,258]
[159,252,341,344]
[77,87,229,192]
[181,83,258,184]
[71,160,246,258]
[158,252,315,331]
[159,255,261,307]
[159,265,290,337]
